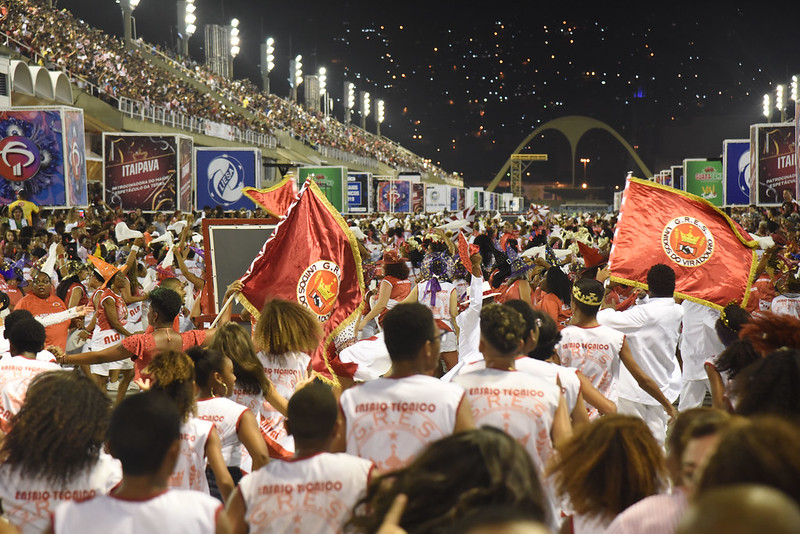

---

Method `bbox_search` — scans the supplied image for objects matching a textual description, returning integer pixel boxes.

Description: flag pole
[211,292,237,328]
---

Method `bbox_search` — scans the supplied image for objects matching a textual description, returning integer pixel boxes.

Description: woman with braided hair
[452,303,571,527]
[0,370,121,534]
[146,350,234,502]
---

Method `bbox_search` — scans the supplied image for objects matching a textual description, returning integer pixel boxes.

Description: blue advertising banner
[722,140,750,206]
[195,148,258,210]
[449,187,458,211]
[347,172,371,213]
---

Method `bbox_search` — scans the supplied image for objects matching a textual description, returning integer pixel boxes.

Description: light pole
[177,0,196,58]
[580,157,590,182]
[290,54,303,102]
[776,84,786,122]
[229,18,240,79]
[120,0,140,45]
[763,93,772,122]
[318,67,327,116]
[360,91,370,130]
[344,82,355,125]
[260,37,274,93]
[375,99,385,137]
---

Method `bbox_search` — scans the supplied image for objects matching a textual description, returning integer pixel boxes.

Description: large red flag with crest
[242,176,299,218]
[609,177,758,309]
[238,179,364,384]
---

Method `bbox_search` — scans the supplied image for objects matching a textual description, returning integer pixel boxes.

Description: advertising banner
[683,158,723,207]
[178,136,193,212]
[722,140,751,207]
[298,167,346,212]
[449,187,459,211]
[0,108,72,206]
[426,184,449,212]
[754,123,796,205]
[457,187,466,210]
[671,165,683,190]
[346,172,371,213]
[375,179,410,213]
[411,183,425,213]
[195,148,260,210]
[62,108,88,206]
[104,134,178,211]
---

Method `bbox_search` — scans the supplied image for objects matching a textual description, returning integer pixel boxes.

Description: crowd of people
[0,184,797,533]
[1,0,454,181]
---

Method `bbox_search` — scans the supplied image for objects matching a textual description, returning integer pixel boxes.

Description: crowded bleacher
[0,0,800,533]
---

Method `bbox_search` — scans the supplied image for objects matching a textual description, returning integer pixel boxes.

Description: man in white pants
[678,300,724,410]
[597,264,683,445]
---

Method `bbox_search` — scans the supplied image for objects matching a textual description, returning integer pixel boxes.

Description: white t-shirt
[0,453,121,534]
[557,324,625,417]
[53,488,222,534]
[168,417,213,494]
[239,452,374,534]
[197,397,249,467]
[0,356,61,393]
[453,368,561,472]
[340,374,466,471]
[258,351,311,458]
[771,293,800,319]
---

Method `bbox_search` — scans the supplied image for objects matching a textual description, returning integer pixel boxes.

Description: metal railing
[316,145,380,169]
[118,97,277,149]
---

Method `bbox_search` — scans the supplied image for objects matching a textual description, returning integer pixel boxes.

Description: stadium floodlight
[184,0,196,36]
[376,99,385,123]
[230,19,240,57]
[776,85,785,111]
[792,75,798,102]
[294,55,303,86]
[763,94,771,119]
[130,0,141,8]
[266,37,275,72]
[362,91,371,117]
[346,82,356,109]
[318,67,327,96]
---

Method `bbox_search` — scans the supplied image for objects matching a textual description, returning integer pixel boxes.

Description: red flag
[242,176,298,218]
[457,232,472,270]
[609,178,757,309]
[238,180,365,384]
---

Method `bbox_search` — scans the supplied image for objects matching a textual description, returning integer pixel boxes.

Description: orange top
[538,292,572,330]
[15,293,70,350]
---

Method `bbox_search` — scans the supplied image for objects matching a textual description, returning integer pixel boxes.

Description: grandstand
[0,0,463,187]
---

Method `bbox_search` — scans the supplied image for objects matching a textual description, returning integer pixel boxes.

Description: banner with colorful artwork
[178,137,193,212]
[62,108,88,206]
[753,123,796,205]
[457,187,466,210]
[411,182,425,213]
[375,179,410,213]
[298,167,347,213]
[683,158,723,207]
[346,172,371,214]
[722,140,751,207]
[195,148,260,210]
[104,134,179,211]
[0,107,79,206]
[449,187,459,211]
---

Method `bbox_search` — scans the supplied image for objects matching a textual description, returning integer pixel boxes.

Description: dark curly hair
[148,350,196,421]
[715,304,751,347]
[543,266,572,306]
[735,349,800,422]
[480,304,526,355]
[347,427,544,533]
[0,370,111,486]
[148,287,183,322]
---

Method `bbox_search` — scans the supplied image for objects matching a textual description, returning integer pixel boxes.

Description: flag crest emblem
[297,260,341,321]
[661,217,715,267]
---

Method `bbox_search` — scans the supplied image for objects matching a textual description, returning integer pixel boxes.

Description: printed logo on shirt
[662,217,714,267]
[297,260,341,322]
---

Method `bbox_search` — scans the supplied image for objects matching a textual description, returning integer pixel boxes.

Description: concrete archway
[486,115,652,192]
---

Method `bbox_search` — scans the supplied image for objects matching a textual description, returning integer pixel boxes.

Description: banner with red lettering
[238,179,365,384]
[243,177,299,218]
[609,177,758,309]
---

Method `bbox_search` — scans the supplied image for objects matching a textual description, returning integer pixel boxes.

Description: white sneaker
[106,381,119,391]
[127,381,140,391]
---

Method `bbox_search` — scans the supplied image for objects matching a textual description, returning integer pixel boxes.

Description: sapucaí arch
[486,115,652,192]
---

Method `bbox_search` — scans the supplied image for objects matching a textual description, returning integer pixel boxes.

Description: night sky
[59,1,800,189]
